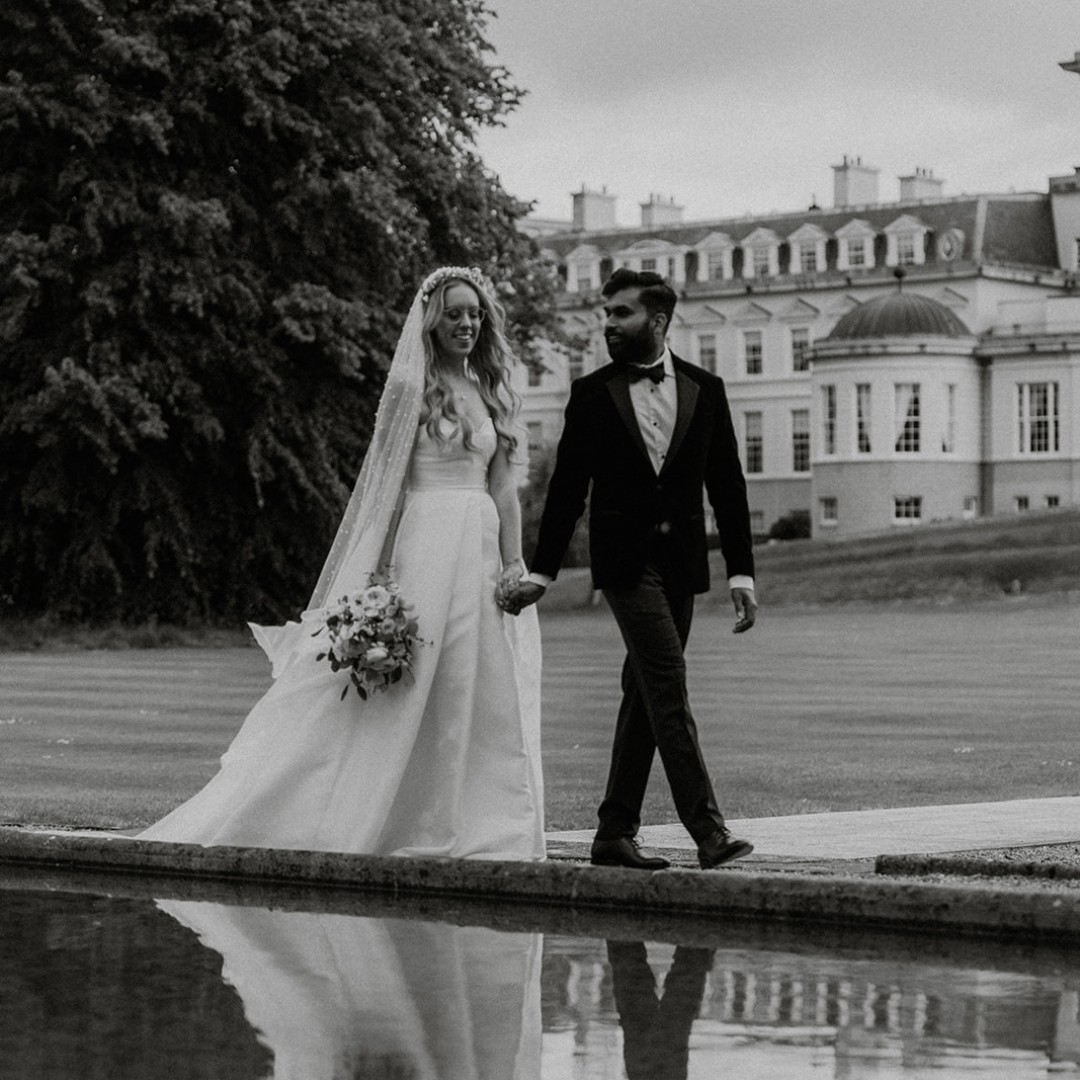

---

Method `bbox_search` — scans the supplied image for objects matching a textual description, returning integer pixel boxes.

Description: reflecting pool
[1,868,1079,1078]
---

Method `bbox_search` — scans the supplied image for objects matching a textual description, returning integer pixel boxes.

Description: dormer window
[694,231,735,283]
[787,223,828,277]
[884,215,928,268]
[835,219,877,272]
[565,243,600,294]
[739,227,781,279]
[612,238,687,284]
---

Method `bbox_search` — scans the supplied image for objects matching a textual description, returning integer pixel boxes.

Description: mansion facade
[511,158,1080,538]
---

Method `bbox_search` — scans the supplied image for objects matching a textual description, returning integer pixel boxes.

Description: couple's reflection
[607,939,715,1080]
[156,899,542,1080]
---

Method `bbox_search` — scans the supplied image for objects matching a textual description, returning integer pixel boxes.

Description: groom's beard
[605,323,656,365]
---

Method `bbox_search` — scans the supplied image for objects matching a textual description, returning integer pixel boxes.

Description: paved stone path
[546,795,1080,861]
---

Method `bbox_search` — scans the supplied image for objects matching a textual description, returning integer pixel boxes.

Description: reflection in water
[606,940,713,1080]
[2,881,1080,1078]
[156,901,542,1080]
[541,938,1080,1078]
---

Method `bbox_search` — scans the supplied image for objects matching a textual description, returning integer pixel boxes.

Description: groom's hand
[731,587,757,633]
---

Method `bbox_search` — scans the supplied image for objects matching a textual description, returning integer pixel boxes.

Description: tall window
[641,257,657,272]
[792,409,810,472]
[528,365,542,388]
[708,251,726,280]
[821,385,836,455]
[819,497,838,525]
[799,244,818,273]
[568,349,585,381]
[894,383,921,453]
[894,496,922,523]
[697,334,717,374]
[744,412,763,474]
[791,327,811,372]
[942,383,956,453]
[750,246,770,277]
[743,330,763,375]
[896,234,917,265]
[856,383,872,453]
[848,237,866,268]
[1017,382,1060,453]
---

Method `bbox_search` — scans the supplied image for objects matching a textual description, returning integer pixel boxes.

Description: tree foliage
[0,0,556,623]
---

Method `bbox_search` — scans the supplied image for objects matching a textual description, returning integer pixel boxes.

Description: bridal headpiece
[420,265,492,303]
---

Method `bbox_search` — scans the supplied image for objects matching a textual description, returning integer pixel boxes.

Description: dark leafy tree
[0,0,555,623]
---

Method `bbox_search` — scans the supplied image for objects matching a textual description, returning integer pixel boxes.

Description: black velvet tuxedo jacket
[531,354,755,594]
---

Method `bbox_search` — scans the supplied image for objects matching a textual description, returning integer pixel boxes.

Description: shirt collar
[630,346,672,375]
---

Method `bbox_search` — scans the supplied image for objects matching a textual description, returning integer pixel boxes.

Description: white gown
[142,418,545,859]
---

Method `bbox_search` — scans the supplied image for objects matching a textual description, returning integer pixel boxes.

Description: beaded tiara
[420,265,491,303]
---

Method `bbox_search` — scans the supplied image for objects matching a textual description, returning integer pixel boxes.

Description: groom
[510,268,756,871]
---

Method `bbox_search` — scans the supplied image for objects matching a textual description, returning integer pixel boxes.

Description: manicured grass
[2,601,1078,832]
[749,507,1080,608]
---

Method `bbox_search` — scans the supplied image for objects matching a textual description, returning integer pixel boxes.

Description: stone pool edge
[2,828,1080,942]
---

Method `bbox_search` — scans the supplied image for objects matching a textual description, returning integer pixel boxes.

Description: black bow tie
[627,362,666,384]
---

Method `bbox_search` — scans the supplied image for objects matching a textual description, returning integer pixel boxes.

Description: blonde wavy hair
[419,272,520,457]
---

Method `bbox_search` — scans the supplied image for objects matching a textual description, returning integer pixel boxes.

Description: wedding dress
[141,417,545,859]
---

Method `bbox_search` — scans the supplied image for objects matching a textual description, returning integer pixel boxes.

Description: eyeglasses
[442,306,486,324]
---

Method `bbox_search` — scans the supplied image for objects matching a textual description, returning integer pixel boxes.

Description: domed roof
[827,291,970,340]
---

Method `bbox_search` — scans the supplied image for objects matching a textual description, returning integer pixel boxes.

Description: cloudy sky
[474,1,1080,227]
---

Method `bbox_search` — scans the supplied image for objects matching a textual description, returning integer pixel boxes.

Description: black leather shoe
[591,836,671,871]
[697,828,753,869]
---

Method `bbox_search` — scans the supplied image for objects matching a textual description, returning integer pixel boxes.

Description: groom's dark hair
[602,268,677,330]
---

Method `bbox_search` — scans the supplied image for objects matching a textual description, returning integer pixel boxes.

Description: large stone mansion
[511,156,1080,538]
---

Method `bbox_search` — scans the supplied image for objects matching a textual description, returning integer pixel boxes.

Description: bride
[141,267,545,860]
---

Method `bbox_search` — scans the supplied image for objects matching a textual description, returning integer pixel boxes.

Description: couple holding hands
[142,266,757,873]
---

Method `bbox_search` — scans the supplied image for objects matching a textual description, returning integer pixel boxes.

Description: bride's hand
[495,560,526,613]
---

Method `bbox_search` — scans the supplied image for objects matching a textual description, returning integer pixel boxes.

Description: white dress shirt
[628,347,678,473]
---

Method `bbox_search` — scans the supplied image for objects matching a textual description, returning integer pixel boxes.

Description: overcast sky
[474,1,1080,227]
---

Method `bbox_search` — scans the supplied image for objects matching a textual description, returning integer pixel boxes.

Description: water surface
[1,870,1078,1078]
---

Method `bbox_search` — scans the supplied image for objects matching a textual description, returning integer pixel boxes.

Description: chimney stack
[899,167,945,202]
[640,193,684,229]
[832,155,880,208]
[572,185,617,232]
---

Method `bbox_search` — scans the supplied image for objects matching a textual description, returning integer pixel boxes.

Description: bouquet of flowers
[314,572,425,700]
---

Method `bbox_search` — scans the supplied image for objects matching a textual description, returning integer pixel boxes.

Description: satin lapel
[606,371,653,466]
[660,368,698,477]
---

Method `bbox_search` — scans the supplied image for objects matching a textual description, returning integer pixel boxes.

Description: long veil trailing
[250,288,427,675]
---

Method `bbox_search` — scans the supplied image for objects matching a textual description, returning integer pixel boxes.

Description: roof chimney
[571,185,617,232]
[898,167,945,202]
[640,193,684,229]
[832,155,880,208]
